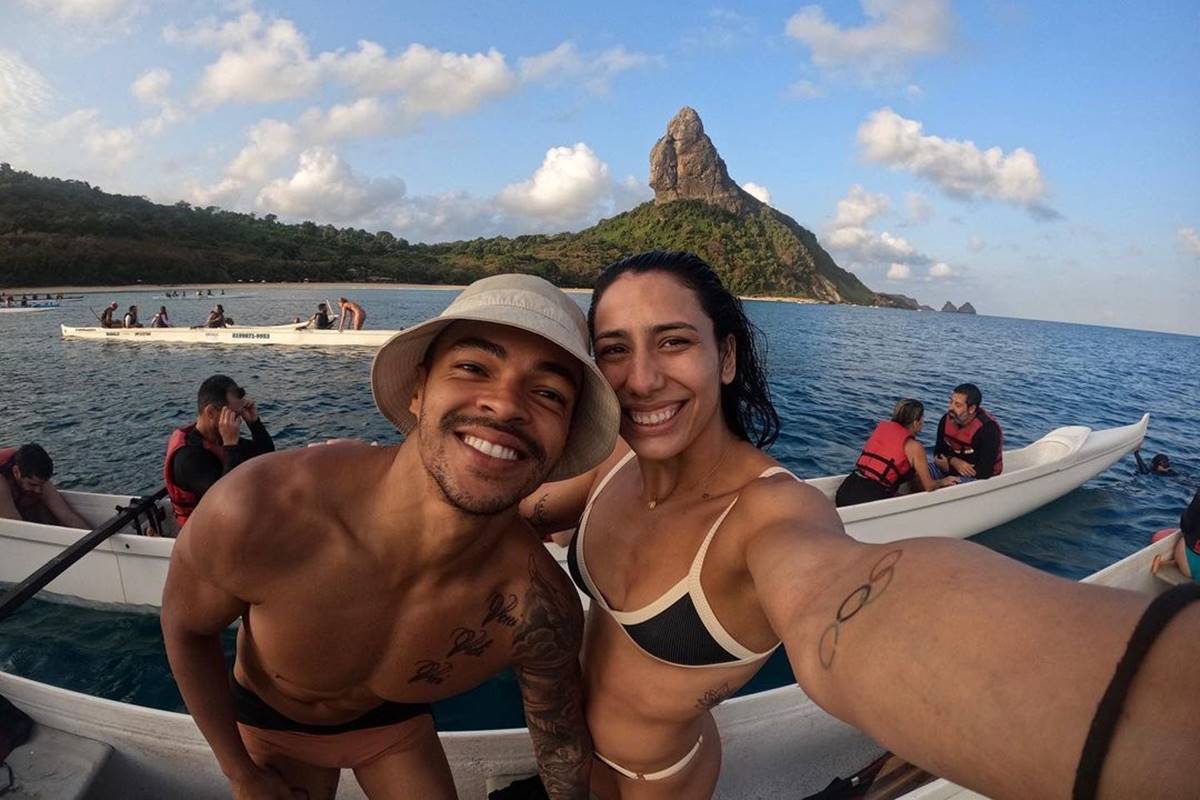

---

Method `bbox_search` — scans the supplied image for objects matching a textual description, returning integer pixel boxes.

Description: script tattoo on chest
[446,626,493,658]
[408,659,452,685]
[695,682,733,710]
[818,549,903,670]
[482,592,520,628]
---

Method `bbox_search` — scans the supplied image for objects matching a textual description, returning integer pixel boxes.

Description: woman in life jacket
[835,399,960,508]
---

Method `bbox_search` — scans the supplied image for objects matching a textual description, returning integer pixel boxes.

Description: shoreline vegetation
[0,164,874,306]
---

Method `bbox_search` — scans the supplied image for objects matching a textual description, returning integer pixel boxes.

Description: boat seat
[2,723,112,799]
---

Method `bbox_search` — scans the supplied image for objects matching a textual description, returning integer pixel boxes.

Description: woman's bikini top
[567,450,800,669]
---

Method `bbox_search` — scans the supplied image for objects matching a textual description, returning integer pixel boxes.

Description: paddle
[0,487,167,622]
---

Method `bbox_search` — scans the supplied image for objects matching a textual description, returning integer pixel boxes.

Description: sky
[1,0,1197,335]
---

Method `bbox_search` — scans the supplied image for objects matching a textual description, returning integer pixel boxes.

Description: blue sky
[2,0,1197,334]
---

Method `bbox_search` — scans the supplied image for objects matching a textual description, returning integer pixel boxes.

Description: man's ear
[408,365,428,416]
[719,333,737,385]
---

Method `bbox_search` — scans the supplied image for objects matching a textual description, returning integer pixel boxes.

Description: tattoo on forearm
[408,659,453,685]
[696,682,732,710]
[483,592,520,627]
[526,492,550,528]
[512,556,590,799]
[446,627,493,658]
[818,549,902,670]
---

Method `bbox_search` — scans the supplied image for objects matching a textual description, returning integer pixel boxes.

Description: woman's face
[592,271,735,460]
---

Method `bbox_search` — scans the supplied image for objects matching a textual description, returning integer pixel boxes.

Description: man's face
[948,392,976,426]
[12,466,46,496]
[409,321,581,516]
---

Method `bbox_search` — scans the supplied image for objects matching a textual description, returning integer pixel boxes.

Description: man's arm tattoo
[408,659,453,685]
[818,549,902,670]
[512,556,590,799]
[446,627,493,658]
[483,592,520,627]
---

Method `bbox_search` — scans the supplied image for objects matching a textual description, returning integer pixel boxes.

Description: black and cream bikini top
[567,450,800,669]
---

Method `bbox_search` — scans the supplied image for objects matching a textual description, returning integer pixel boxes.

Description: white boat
[61,324,398,347]
[0,417,1149,610]
[0,306,55,314]
[0,523,1179,799]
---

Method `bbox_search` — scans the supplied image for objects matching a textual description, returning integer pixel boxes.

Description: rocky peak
[650,107,761,216]
[941,301,959,312]
[958,302,977,314]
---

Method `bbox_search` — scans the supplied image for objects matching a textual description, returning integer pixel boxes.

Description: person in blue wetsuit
[522,250,1199,800]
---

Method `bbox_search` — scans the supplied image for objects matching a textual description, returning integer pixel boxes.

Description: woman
[522,251,1195,800]
[834,399,958,507]
[150,305,170,328]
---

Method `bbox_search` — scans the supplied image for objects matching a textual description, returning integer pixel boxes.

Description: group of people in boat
[294,297,367,331]
[1,292,66,306]
[145,253,1200,800]
[834,383,1003,507]
[162,288,227,298]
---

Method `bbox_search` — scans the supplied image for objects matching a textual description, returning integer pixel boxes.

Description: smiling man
[161,274,619,800]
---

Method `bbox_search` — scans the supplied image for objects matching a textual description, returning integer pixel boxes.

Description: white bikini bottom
[594,734,704,782]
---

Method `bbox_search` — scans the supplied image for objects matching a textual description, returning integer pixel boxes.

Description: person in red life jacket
[835,399,961,507]
[164,375,275,529]
[0,443,89,528]
[932,383,1004,482]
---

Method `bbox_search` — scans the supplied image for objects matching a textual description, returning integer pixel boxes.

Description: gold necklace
[647,445,732,510]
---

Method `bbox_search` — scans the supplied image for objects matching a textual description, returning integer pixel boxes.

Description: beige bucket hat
[371,274,619,481]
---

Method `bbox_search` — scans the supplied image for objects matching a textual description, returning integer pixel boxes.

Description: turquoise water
[1,287,1197,730]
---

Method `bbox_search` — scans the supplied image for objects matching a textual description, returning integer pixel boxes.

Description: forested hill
[0,151,880,305]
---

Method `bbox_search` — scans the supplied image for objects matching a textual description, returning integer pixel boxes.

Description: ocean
[1,286,1196,729]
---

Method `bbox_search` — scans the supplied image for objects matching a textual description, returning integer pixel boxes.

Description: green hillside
[0,163,876,303]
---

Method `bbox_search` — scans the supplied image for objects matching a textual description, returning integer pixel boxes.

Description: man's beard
[418,411,549,516]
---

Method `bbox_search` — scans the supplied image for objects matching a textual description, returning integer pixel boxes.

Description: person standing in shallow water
[162,274,619,800]
[835,399,959,507]
[522,250,1199,800]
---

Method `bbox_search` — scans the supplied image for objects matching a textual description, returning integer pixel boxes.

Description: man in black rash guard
[933,382,1004,481]
[163,375,274,529]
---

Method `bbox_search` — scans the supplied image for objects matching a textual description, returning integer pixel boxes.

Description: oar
[0,487,167,622]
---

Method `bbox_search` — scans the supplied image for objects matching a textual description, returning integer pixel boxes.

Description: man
[123,304,143,328]
[0,444,89,528]
[933,382,1003,480]
[162,274,618,799]
[163,375,275,529]
[205,304,227,328]
[99,301,120,328]
[338,296,367,331]
[302,302,335,330]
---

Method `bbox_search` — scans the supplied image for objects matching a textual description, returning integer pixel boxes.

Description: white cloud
[857,107,1056,216]
[44,109,137,169]
[188,14,321,106]
[164,10,266,49]
[886,263,912,280]
[905,191,933,224]
[785,0,956,83]
[787,79,824,99]
[905,82,923,99]
[256,147,406,223]
[1178,226,1200,256]
[680,9,758,50]
[742,182,772,205]
[519,41,656,94]
[928,261,956,278]
[968,234,985,252]
[827,184,935,268]
[0,50,52,153]
[325,41,517,114]
[21,0,142,22]
[498,143,612,226]
[131,68,170,104]
[298,97,400,141]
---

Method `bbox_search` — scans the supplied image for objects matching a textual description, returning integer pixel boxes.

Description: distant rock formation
[958,302,977,315]
[876,292,921,310]
[941,301,958,313]
[919,304,935,312]
[650,107,762,217]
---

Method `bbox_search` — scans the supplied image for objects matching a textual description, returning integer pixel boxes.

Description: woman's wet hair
[892,399,925,427]
[588,251,780,449]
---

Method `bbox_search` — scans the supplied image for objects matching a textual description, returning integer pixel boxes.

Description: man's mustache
[439,414,547,464]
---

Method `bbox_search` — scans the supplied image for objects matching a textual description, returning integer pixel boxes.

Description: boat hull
[61,324,397,347]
